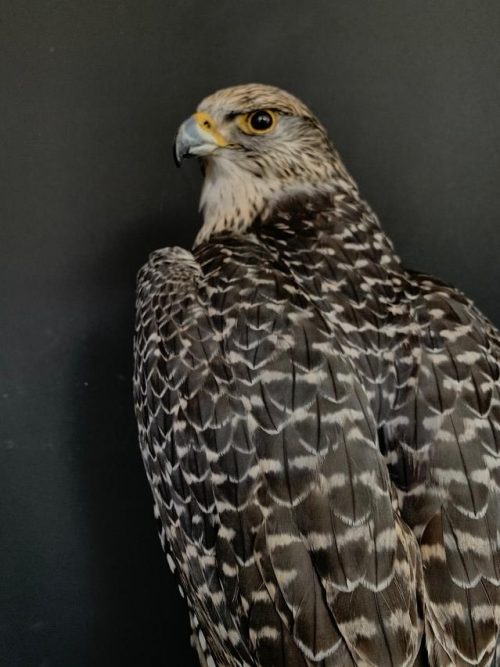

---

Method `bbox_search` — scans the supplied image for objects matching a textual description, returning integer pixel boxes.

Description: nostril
[203,120,211,129]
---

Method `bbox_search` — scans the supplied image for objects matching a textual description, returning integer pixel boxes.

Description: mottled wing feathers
[263,192,500,667]
[134,247,254,666]
[134,232,422,666]
[210,232,421,664]
[385,276,500,666]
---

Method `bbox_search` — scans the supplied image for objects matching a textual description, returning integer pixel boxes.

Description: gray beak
[173,113,228,166]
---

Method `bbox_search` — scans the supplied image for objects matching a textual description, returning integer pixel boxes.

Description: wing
[134,246,254,667]
[193,233,422,666]
[384,274,500,667]
[135,235,423,667]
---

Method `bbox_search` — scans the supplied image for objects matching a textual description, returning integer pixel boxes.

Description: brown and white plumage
[133,84,500,666]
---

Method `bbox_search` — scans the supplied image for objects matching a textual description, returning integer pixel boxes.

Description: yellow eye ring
[238,109,277,135]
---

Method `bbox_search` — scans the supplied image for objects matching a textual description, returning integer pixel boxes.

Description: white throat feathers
[195,157,352,246]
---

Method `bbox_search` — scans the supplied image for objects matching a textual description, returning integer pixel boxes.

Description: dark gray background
[1,1,499,665]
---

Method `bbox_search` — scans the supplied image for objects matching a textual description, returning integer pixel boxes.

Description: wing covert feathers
[134,191,500,665]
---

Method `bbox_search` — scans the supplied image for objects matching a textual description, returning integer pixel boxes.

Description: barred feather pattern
[134,187,500,666]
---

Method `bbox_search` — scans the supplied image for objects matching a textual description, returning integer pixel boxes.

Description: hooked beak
[173,112,229,166]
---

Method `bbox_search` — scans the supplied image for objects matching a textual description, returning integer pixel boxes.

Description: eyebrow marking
[224,108,291,121]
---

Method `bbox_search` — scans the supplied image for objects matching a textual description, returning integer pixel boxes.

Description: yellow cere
[193,112,229,147]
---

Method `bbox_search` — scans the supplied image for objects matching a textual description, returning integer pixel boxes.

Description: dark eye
[248,110,275,132]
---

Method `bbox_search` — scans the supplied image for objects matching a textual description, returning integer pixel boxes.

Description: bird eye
[239,109,277,135]
[249,110,274,131]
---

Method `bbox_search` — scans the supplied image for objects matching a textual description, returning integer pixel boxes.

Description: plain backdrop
[1,1,500,665]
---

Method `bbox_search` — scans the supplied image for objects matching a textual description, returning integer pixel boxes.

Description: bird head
[174,84,353,244]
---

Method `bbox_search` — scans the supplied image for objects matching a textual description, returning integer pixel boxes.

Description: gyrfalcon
[134,84,500,667]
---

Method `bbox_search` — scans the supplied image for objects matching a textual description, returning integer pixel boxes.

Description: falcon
[133,84,500,666]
